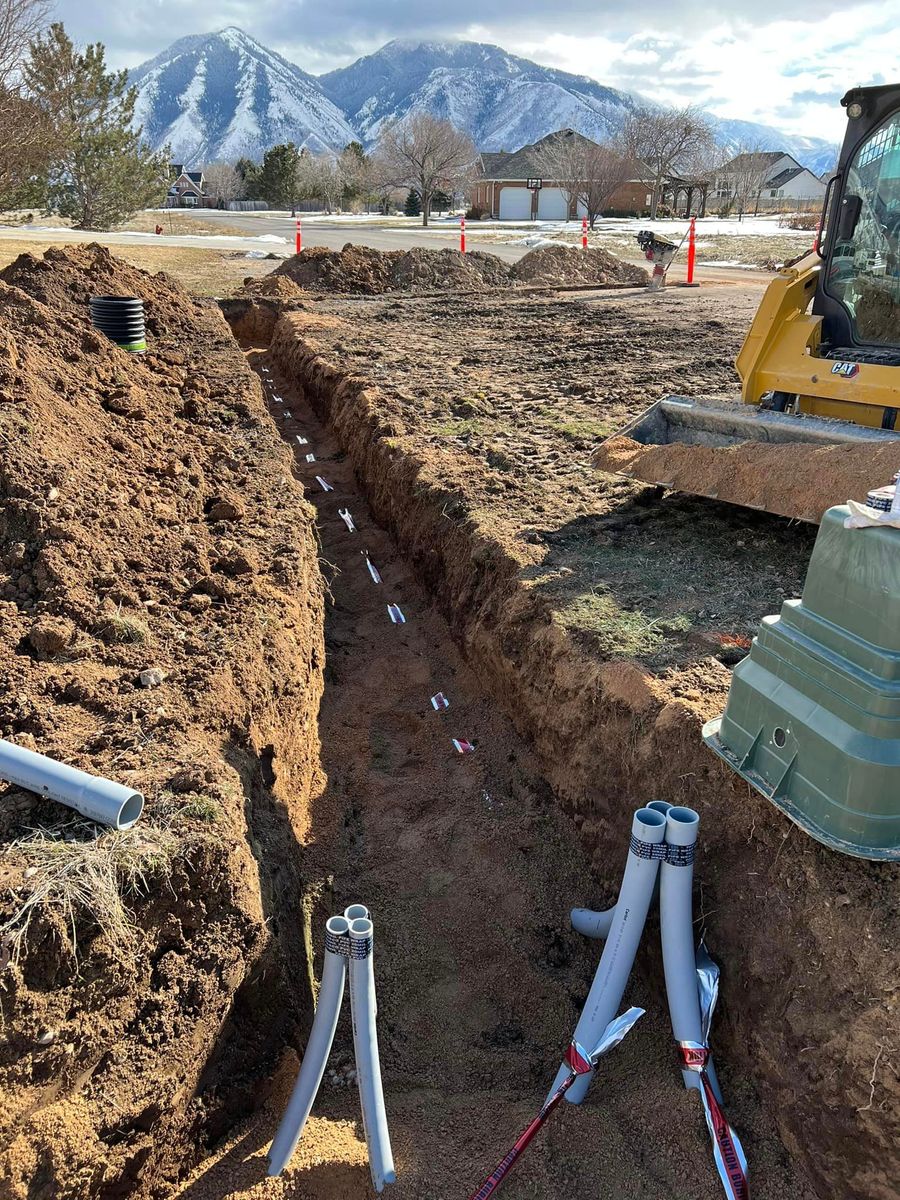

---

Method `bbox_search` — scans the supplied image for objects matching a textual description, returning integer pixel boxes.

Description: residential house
[166,165,206,208]
[713,152,826,210]
[470,129,654,219]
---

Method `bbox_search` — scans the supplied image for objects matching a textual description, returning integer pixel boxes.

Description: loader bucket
[703,506,900,860]
[593,396,900,522]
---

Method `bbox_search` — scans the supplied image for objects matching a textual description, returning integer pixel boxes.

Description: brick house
[470,129,654,219]
[166,166,206,208]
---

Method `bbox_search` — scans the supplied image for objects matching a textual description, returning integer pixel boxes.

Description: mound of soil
[512,244,649,286]
[265,242,644,296]
[239,273,305,300]
[595,434,900,523]
[0,246,323,1197]
[274,244,403,294]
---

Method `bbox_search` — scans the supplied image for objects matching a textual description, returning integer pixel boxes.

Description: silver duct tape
[629,834,667,860]
[665,843,696,866]
[350,936,373,960]
[696,941,720,1044]
[324,931,351,956]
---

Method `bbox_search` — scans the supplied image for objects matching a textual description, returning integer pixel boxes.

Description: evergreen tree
[235,156,259,195]
[430,189,452,215]
[24,24,169,230]
[254,142,301,208]
[404,188,421,217]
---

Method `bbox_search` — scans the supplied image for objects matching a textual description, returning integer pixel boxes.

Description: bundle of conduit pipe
[566,803,749,1200]
[268,904,395,1192]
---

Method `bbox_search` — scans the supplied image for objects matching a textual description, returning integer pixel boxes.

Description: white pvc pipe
[267,916,350,1176]
[571,802,672,940]
[0,738,143,829]
[551,806,667,1105]
[344,904,369,921]
[349,917,395,1191]
[571,905,615,939]
[659,807,723,1102]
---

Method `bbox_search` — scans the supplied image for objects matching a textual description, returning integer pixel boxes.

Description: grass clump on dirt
[1,818,179,963]
[100,607,151,645]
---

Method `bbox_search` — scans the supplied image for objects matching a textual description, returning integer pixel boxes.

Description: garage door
[499,187,532,219]
[537,187,570,220]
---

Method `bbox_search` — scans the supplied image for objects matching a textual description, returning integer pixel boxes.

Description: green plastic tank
[703,505,900,860]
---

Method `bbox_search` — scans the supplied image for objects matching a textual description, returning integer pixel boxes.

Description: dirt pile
[595,434,900,523]
[512,244,649,287]
[0,245,324,1198]
[253,242,646,296]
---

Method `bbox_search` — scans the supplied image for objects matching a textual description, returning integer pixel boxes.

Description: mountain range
[130,28,838,175]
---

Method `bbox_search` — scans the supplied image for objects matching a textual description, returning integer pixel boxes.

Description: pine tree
[24,24,169,230]
[254,143,301,208]
[404,188,421,217]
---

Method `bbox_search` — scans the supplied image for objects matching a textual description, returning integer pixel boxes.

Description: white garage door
[537,187,570,220]
[499,186,532,219]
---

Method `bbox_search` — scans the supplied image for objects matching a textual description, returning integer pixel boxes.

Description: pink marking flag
[452,738,475,754]
[431,692,450,711]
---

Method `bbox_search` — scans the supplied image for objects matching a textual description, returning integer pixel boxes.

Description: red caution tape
[678,1043,749,1200]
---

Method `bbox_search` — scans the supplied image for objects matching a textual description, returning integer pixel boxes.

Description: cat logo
[831,361,860,378]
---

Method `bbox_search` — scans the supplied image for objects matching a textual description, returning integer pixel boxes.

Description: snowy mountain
[319,40,638,149]
[130,30,838,174]
[130,28,355,163]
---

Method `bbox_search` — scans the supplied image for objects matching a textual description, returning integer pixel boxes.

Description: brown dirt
[256,285,899,1200]
[173,346,817,1200]
[253,242,647,297]
[595,435,900,523]
[512,244,649,286]
[0,245,324,1197]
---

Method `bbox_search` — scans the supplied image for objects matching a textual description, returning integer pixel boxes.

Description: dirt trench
[251,305,898,1200]
[173,334,818,1200]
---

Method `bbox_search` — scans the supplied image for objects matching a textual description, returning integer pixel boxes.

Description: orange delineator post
[460,216,466,254]
[582,216,588,249]
[686,217,696,284]
[296,219,302,255]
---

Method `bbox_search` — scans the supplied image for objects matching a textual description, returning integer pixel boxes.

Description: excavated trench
[204,296,899,1200]
[165,314,822,1200]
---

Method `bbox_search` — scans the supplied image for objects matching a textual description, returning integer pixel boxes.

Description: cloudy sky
[54,0,899,138]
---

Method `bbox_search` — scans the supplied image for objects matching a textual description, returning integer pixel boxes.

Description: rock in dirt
[138,667,165,688]
[27,616,75,657]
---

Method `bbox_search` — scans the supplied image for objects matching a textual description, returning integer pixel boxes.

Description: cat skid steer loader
[594,84,900,522]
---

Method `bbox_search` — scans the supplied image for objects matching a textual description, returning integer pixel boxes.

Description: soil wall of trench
[0,249,326,1200]
[266,309,898,1200]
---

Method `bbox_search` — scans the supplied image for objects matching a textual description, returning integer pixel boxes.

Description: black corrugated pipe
[89,296,146,353]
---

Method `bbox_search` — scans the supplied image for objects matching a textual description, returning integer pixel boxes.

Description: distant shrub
[779,212,821,231]
[465,204,487,220]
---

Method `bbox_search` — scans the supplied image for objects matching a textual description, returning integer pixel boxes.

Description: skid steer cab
[596,83,900,523]
[636,230,678,290]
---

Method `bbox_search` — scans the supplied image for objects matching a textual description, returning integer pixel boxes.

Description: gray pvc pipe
[551,806,667,1105]
[349,917,395,1192]
[659,807,722,1102]
[571,802,672,940]
[0,738,143,829]
[344,904,369,921]
[267,916,350,1176]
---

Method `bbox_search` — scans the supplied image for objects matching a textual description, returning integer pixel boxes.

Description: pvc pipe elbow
[0,738,143,829]
[267,916,350,1176]
[571,906,615,939]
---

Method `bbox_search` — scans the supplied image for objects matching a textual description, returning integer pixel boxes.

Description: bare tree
[535,131,632,226]
[378,114,476,226]
[620,106,715,219]
[0,0,53,208]
[367,150,402,214]
[725,146,774,219]
[534,130,583,219]
[201,161,242,204]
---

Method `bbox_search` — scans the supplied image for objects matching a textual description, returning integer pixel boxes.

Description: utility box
[704,505,900,860]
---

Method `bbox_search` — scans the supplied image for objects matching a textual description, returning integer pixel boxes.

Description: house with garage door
[470,130,654,220]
